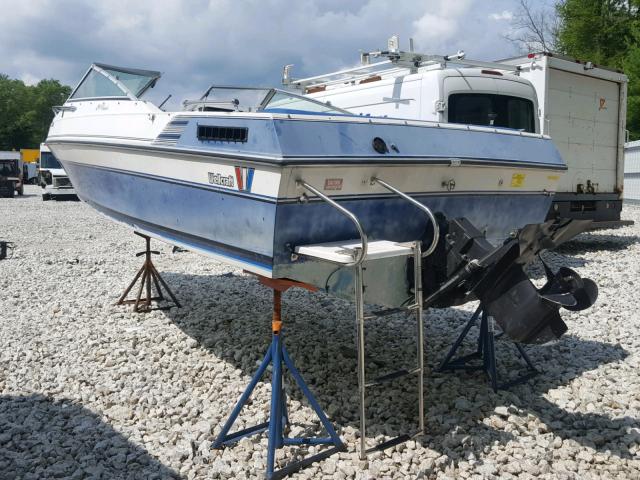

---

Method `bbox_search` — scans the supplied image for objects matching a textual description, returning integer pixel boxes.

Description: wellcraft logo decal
[208,172,234,187]
[235,166,254,192]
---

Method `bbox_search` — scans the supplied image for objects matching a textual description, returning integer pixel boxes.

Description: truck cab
[39,143,76,200]
[0,153,23,198]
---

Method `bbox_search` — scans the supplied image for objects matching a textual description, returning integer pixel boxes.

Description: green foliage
[556,0,640,139]
[0,75,71,150]
[624,7,640,139]
[556,0,634,65]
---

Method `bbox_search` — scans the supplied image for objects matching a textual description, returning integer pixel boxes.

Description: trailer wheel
[42,194,50,201]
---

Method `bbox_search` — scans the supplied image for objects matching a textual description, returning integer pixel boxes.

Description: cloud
[0,0,522,108]
[411,0,473,51]
[489,10,514,21]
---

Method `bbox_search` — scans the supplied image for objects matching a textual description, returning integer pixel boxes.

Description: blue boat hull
[63,160,552,278]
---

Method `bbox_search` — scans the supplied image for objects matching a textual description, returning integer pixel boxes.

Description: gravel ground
[1,184,639,479]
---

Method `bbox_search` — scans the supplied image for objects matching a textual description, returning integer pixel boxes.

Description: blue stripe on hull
[62,162,276,269]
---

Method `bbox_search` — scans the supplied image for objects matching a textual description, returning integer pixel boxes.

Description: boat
[46,63,596,344]
[46,61,599,475]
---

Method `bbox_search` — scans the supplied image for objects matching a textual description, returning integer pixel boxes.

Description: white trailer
[501,52,630,227]
[624,140,640,204]
[289,40,631,227]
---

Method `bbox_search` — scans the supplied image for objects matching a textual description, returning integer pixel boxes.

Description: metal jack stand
[116,232,181,312]
[212,278,345,480]
[438,305,538,392]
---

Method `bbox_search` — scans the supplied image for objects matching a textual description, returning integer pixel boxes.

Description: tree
[509,0,640,140]
[556,0,636,66]
[0,75,71,150]
[505,0,561,53]
[623,15,640,140]
[556,0,640,139]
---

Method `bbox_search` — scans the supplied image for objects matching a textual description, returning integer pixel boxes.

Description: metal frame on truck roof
[283,35,520,91]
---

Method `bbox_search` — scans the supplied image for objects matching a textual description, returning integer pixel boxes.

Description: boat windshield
[69,63,161,101]
[184,86,350,114]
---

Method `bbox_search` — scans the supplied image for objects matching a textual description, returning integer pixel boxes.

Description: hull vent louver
[152,118,189,146]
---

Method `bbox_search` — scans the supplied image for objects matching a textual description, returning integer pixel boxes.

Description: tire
[42,194,50,201]
[17,185,24,196]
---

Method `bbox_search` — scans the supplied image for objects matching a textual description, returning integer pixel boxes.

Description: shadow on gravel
[10,193,39,199]
[0,394,179,479]
[160,269,636,467]
[427,307,635,464]
[518,231,640,280]
[555,232,640,255]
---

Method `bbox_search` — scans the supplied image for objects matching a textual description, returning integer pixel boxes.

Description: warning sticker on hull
[511,173,526,188]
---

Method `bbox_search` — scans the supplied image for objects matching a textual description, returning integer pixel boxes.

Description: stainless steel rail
[354,240,425,459]
[296,180,369,266]
[52,105,77,114]
[371,177,440,257]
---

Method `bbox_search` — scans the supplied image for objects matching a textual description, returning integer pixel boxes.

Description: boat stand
[437,305,539,392]
[212,278,345,480]
[116,232,181,313]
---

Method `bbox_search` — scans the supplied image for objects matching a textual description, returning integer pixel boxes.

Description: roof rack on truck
[283,35,521,92]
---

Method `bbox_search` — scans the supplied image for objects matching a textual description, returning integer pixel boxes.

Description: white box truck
[500,52,630,227]
[39,143,76,200]
[290,41,631,227]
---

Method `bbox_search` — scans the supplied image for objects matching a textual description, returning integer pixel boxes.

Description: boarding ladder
[294,178,439,459]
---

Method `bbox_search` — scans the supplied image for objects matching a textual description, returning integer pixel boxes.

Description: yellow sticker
[510,173,526,187]
[547,175,560,181]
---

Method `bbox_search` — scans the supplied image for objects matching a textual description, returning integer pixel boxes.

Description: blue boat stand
[212,279,345,480]
[437,305,539,392]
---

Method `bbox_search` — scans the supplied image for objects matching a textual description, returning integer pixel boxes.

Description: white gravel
[1,184,639,479]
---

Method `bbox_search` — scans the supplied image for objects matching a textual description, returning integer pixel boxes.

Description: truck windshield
[0,160,18,177]
[40,152,62,169]
[448,94,535,133]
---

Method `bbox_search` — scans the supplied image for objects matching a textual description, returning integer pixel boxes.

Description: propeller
[539,265,598,312]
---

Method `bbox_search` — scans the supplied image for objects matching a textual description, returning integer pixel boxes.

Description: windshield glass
[69,64,160,100]
[101,67,158,97]
[198,87,271,112]
[40,152,62,169]
[264,91,348,114]
[70,69,128,99]
[187,87,350,114]
[0,160,18,177]
[448,94,535,133]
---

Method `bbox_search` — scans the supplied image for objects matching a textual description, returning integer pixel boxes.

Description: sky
[0,0,527,109]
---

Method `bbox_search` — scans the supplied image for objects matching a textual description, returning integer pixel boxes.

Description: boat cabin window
[448,94,535,133]
[70,69,129,100]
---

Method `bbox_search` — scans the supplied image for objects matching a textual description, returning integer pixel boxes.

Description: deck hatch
[197,125,248,143]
